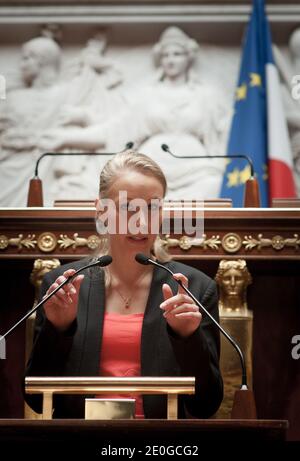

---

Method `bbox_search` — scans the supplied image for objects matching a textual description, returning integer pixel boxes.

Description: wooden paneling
[0,206,299,439]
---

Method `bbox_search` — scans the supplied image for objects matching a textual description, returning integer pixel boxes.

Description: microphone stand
[161,144,260,208]
[136,254,257,419]
[0,256,112,341]
[27,142,134,207]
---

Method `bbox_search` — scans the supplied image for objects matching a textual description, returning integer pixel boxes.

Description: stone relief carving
[3,23,300,206]
[0,35,68,207]
[39,26,231,202]
[0,28,126,206]
[46,29,125,202]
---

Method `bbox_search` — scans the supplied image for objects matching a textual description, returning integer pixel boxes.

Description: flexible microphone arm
[0,255,112,341]
[161,143,255,178]
[27,142,134,206]
[34,142,134,177]
[135,253,247,389]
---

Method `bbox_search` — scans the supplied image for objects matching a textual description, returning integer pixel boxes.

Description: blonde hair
[99,149,167,197]
[96,149,171,285]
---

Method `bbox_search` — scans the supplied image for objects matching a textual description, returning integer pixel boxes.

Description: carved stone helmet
[152,26,199,67]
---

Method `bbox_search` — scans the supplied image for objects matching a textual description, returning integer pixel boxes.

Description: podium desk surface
[0,419,288,442]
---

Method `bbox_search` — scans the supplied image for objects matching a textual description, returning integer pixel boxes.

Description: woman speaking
[25,149,223,419]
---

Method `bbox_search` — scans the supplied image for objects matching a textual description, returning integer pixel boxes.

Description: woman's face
[96,170,164,259]
[160,43,190,80]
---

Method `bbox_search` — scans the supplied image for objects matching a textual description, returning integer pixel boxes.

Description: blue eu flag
[220,0,270,207]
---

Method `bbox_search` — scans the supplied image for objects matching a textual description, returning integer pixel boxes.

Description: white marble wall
[0,5,299,206]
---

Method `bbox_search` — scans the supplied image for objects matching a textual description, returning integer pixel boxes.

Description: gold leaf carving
[37,233,57,253]
[0,234,38,250]
[58,233,100,250]
[243,234,300,251]
[160,234,221,251]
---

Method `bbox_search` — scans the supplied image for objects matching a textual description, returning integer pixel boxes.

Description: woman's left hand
[160,273,202,338]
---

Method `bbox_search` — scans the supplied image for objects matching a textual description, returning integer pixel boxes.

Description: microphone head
[135,253,150,265]
[161,144,169,153]
[98,255,113,267]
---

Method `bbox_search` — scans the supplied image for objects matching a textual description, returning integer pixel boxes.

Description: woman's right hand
[43,269,85,332]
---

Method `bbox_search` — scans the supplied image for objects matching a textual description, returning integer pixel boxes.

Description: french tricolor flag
[267,50,296,199]
[220,0,296,206]
[255,0,296,201]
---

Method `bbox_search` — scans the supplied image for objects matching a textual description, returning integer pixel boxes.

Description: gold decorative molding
[37,232,57,253]
[0,232,299,254]
[57,233,100,250]
[243,234,300,251]
[222,233,242,253]
[0,233,37,250]
[161,232,300,253]
[0,232,100,252]
[160,234,221,251]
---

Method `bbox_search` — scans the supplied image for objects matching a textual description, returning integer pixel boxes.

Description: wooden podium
[0,205,299,439]
[0,419,288,449]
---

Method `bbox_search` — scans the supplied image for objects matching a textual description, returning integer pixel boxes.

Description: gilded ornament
[222,233,242,253]
[0,235,9,250]
[87,235,100,250]
[37,232,57,253]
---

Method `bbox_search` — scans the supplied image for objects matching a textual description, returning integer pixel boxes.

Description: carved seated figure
[40,27,230,201]
[0,36,65,207]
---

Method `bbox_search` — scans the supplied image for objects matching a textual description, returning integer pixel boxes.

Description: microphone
[125,141,134,150]
[0,255,112,341]
[161,143,254,176]
[136,254,246,386]
[27,142,135,207]
[135,253,257,418]
[161,144,260,207]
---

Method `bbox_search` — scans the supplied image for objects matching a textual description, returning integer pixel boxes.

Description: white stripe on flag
[266,62,294,169]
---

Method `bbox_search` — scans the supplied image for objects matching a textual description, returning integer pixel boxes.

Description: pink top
[98,312,145,419]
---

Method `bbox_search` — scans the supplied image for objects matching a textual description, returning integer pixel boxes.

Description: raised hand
[43,269,84,332]
[160,273,202,338]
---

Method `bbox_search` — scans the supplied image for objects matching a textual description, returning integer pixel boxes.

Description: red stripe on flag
[269,158,296,199]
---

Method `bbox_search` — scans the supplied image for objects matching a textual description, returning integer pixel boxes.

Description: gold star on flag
[250,72,261,87]
[224,158,232,167]
[227,168,240,187]
[236,84,247,101]
[239,165,251,184]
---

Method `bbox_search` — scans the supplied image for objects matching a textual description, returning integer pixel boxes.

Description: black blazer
[25,258,223,419]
